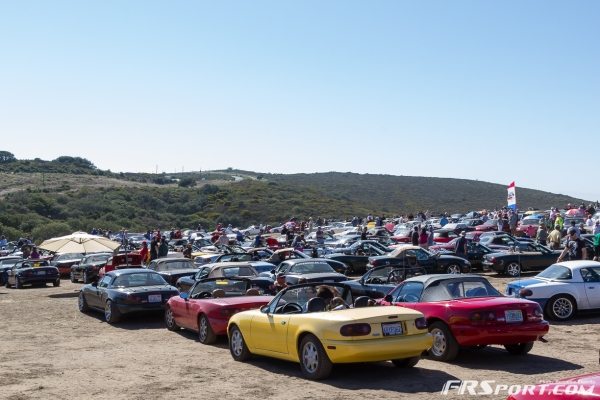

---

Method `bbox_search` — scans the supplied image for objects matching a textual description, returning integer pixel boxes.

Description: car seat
[353,296,371,308]
[306,297,326,313]
[245,288,260,296]
[212,289,226,298]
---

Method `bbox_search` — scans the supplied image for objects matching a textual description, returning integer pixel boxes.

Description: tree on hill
[53,156,96,169]
[0,151,16,163]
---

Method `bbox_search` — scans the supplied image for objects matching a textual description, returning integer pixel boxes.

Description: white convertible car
[505,260,600,321]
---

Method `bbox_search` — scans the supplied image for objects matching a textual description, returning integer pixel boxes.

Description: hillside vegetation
[0,152,587,243]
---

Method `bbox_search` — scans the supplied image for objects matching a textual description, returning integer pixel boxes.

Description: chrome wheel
[199,316,208,341]
[446,264,461,274]
[506,262,521,277]
[552,297,574,319]
[231,329,244,357]
[165,307,177,330]
[302,341,319,374]
[105,301,112,321]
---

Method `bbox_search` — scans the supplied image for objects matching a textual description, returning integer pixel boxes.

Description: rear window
[537,265,572,280]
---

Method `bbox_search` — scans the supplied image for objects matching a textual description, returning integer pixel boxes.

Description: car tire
[198,314,216,344]
[78,292,89,312]
[428,321,459,361]
[545,295,577,321]
[299,334,333,380]
[164,306,179,331]
[53,279,60,287]
[229,325,252,361]
[504,342,534,355]
[446,264,461,274]
[70,273,77,283]
[104,300,120,323]
[391,356,420,368]
[505,262,521,277]
[15,277,22,289]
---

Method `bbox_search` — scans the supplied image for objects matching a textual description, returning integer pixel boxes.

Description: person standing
[158,237,169,258]
[454,231,468,259]
[593,230,600,261]
[139,241,149,265]
[316,226,325,246]
[557,227,587,261]
[418,227,429,249]
[183,243,193,259]
[547,225,562,250]
[411,226,419,246]
[150,237,159,261]
[535,224,548,246]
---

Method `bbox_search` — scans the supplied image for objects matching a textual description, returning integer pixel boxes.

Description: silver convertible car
[505,260,600,321]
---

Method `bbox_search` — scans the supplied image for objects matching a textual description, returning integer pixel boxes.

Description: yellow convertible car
[227,282,433,379]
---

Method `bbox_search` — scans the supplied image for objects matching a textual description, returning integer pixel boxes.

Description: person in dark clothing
[454,231,468,258]
[557,227,588,261]
[150,237,159,261]
[360,226,368,240]
[158,237,169,258]
[411,226,419,246]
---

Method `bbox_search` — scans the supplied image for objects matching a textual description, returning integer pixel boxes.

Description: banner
[507,181,517,210]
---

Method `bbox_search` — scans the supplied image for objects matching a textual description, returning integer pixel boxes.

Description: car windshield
[521,219,539,226]
[537,265,572,280]
[271,283,351,313]
[190,278,250,298]
[85,255,111,263]
[113,272,167,287]
[289,262,335,274]
[55,253,84,261]
[155,260,195,271]
[20,260,50,268]
[421,279,501,301]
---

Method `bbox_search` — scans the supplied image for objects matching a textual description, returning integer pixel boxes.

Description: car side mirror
[260,305,270,314]
[179,292,189,300]
[384,294,393,303]
[270,269,275,274]
[91,281,98,287]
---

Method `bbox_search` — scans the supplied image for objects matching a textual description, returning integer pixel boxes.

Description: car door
[88,275,112,308]
[414,249,435,271]
[580,267,600,308]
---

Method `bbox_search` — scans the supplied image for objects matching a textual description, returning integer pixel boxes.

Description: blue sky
[1,1,598,202]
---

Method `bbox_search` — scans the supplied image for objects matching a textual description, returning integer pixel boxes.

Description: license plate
[382,322,403,336]
[36,270,46,275]
[505,310,523,322]
[148,294,162,303]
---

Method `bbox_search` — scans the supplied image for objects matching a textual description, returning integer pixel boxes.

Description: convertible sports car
[70,253,112,283]
[368,245,471,274]
[482,243,562,277]
[176,262,274,294]
[380,274,549,361]
[343,265,428,299]
[325,242,386,275]
[505,261,600,321]
[5,260,60,289]
[227,282,433,380]
[0,256,23,285]
[269,259,349,285]
[51,252,84,277]
[78,269,179,323]
[165,277,273,344]
[146,257,197,286]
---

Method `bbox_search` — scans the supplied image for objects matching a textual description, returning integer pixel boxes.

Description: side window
[415,250,428,261]
[98,276,112,288]
[394,282,423,302]
[580,268,600,283]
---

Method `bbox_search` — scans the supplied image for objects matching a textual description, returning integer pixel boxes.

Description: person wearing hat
[557,227,587,262]
[454,231,468,259]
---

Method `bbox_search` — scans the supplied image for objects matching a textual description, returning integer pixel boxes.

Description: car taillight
[340,323,371,336]
[528,306,544,321]
[415,317,427,330]
[488,257,496,263]
[220,308,241,317]
[470,311,496,324]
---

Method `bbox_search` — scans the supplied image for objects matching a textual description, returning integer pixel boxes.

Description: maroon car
[165,277,273,344]
[51,253,84,277]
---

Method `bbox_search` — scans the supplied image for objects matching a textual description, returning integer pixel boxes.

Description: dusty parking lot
[1,273,599,400]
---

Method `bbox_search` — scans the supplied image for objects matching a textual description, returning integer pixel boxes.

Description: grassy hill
[0,155,589,243]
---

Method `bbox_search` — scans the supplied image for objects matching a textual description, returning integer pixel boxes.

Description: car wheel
[164,306,179,331]
[53,279,60,287]
[70,272,77,283]
[229,325,252,361]
[104,300,120,323]
[198,314,216,344]
[504,342,534,355]
[299,334,333,380]
[446,264,461,274]
[391,356,420,368]
[428,321,459,361]
[78,292,89,312]
[83,272,89,284]
[15,277,22,289]
[546,295,577,321]
[505,262,521,277]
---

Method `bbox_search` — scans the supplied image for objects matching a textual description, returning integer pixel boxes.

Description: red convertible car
[165,277,273,344]
[380,274,549,361]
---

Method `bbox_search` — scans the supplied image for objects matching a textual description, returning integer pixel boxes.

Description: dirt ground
[1,273,599,400]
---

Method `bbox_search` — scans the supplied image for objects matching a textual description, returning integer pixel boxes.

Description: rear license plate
[505,310,523,322]
[148,294,162,303]
[382,322,403,336]
[36,270,46,275]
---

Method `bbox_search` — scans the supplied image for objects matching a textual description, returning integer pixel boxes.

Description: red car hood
[437,296,540,309]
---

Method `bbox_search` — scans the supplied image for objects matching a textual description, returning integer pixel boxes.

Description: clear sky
[1,1,598,201]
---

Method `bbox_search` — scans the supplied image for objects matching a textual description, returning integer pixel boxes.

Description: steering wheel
[195,291,212,299]
[366,277,384,284]
[280,302,303,314]
[388,270,404,284]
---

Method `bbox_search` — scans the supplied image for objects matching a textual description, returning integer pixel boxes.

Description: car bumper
[322,333,433,363]
[20,276,59,285]
[482,261,503,273]
[115,302,167,315]
[452,322,549,346]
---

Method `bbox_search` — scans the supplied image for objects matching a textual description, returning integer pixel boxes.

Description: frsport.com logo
[440,380,596,396]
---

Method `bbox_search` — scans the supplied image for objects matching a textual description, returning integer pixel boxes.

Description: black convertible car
[325,241,387,275]
[70,253,112,283]
[78,269,179,323]
[146,258,198,286]
[343,265,428,299]
[5,260,60,289]
[482,243,562,277]
[368,245,471,274]
[270,259,349,285]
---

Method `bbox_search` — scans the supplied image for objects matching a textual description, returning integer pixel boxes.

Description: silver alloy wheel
[105,301,112,321]
[83,272,88,283]
[447,264,461,274]
[302,341,319,374]
[78,293,84,310]
[506,263,521,277]
[552,297,574,319]
[230,329,244,357]
[430,327,447,357]
[165,308,174,328]
[199,316,208,342]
